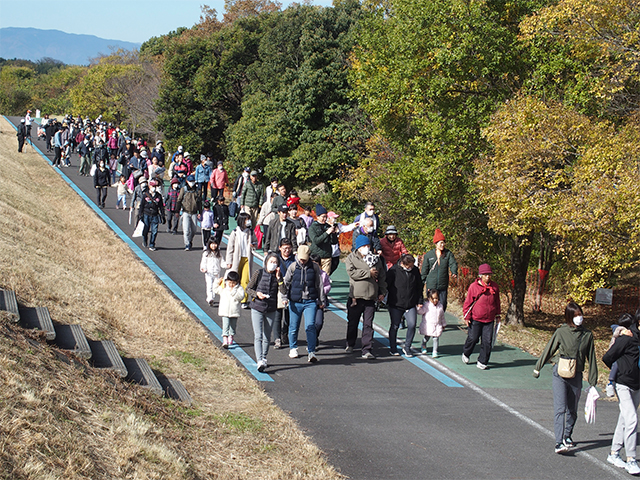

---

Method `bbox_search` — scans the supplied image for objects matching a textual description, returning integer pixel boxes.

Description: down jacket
[213,280,245,318]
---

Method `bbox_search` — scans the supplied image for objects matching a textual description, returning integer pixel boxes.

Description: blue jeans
[288,299,318,353]
[388,306,418,352]
[181,212,198,248]
[142,214,159,248]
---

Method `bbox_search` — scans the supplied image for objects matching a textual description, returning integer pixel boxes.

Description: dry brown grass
[0,117,342,479]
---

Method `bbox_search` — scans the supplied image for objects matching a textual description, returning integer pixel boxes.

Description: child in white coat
[213,270,245,348]
[200,237,222,306]
[418,289,447,358]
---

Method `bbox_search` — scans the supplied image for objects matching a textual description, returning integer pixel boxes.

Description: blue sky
[0,0,334,44]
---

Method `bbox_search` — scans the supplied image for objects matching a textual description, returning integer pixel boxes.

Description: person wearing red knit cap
[420,228,458,312]
[461,263,501,370]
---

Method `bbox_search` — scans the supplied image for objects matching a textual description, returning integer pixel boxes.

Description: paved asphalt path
[8,116,630,480]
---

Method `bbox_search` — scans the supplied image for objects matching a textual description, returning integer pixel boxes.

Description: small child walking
[418,289,447,358]
[213,271,245,348]
[116,175,130,209]
[200,237,222,306]
[201,199,214,249]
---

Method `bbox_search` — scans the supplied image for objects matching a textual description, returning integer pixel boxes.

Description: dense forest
[2,0,639,324]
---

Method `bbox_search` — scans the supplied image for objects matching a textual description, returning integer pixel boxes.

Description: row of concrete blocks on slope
[0,290,191,405]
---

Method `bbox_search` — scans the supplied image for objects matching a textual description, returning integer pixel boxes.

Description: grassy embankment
[0,116,342,479]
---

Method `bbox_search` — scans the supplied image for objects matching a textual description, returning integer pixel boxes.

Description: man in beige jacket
[345,235,387,359]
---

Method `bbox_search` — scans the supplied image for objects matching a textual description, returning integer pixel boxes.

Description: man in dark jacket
[264,204,298,253]
[138,179,166,251]
[240,170,264,227]
[386,254,423,356]
[308,204,338,275]
[17,119,26,152]
[603,323,640,474]
[282,245,326,363]
[176,175,202,250]
[421,228,458,311]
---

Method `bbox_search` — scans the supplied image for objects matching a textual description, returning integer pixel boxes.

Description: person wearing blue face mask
[533,302,598,455]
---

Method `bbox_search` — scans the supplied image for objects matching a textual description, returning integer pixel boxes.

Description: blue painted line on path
[4,116,272,382]
[326,301,462,387]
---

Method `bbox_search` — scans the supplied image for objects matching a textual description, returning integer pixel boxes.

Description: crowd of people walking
[22,112,637,468]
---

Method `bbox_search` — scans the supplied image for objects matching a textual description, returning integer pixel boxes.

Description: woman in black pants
[93,160,110,208]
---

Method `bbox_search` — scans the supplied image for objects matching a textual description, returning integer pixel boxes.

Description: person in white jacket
[213,271,245,348]
[200,238,223,306]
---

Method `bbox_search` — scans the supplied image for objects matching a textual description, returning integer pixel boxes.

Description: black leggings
[96,187,108,206]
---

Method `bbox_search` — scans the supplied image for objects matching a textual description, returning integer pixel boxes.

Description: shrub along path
[9,116,626,480]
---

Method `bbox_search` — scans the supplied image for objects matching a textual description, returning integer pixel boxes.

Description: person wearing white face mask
[225,212,258,308]
[533,302,598,454]
[246,253,282,372]
[351,217,382,256]
[345,235,387,359]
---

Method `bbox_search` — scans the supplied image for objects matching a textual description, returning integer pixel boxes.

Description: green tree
[347,0,542,251]
[478,94,640,306]
[226,1,367,187]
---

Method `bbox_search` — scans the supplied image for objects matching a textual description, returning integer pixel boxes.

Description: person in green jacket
[532,302,598,454]
[308,204,338,275]
[240,170,264,228]
[421,228,457,311]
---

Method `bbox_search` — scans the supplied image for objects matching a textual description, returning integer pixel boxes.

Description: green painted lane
[226,213,567,391]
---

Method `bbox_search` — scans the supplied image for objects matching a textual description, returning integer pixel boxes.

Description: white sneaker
[308,352,318,363]
[462,353,470,364]
[477,361,487,370]
[608,453,627,469]
[626,458,640,475]
[257,360,266,373]
[289,348,299,359]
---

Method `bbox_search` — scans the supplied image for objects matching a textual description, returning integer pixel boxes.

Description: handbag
[557,331,584,379]
[557,357,577,379]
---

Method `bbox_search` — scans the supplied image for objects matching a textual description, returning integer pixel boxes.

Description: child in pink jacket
[418,289,446,358]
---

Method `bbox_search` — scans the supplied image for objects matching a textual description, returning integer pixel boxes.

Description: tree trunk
[533,231,556,312]
[505,234,533,326]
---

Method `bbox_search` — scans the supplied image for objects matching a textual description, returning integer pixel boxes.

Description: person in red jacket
[380,225,408,269]
[461,263,501,370]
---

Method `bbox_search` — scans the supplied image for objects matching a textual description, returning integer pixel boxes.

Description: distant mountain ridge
[0,27,141,66]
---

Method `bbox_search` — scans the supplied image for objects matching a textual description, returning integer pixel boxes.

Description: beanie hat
[315,204,328,216]
[478,263,493,275]
[385,225,398,235]
[354,235,371,251]
[433,228,446,243]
